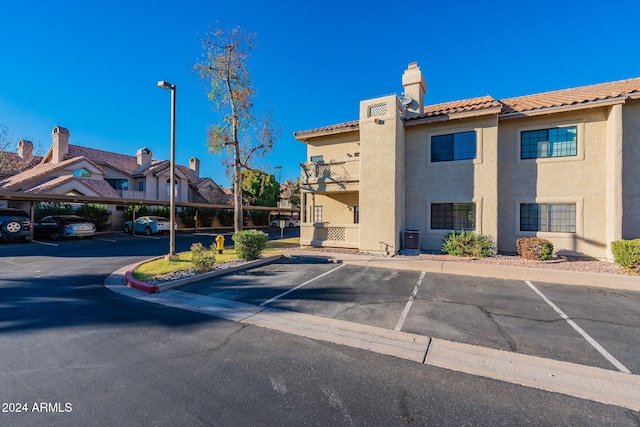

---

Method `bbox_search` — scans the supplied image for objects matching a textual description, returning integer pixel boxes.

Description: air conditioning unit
[403,230,421,251]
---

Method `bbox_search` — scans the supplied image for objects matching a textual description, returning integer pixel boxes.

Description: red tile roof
[25,176,121,198]
[294,76,640,137]
[500,77,640,114]
[0,151,43,179]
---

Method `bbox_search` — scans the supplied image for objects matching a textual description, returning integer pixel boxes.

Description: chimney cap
[52,125,69,135]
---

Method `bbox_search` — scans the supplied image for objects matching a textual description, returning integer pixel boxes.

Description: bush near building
[517,237,554,261]
[611,239,640,273]
[441,230,496,258]
[232,229,268,260]
[190,242,217,272]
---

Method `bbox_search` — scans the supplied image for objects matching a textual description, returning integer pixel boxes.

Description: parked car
[0,208,32,242]
[123,216,175,236]
[33,215,96,240]
[269,216,300,228]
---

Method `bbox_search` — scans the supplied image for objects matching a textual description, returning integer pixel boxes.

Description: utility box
[403,230,421,251]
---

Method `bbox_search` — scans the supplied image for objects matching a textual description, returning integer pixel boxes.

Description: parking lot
[178,256,640,375]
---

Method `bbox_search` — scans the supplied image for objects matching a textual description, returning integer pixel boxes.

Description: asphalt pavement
[105,248,640,412]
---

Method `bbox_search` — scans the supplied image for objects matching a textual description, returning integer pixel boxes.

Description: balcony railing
[300,158,360,185]
[118,190,146,200]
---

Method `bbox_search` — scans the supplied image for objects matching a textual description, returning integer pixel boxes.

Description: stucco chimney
[136,147,152,169]
[51,126,69,164]
[189,157,200,177]
[18,139,33,163]
[401,62,426,117]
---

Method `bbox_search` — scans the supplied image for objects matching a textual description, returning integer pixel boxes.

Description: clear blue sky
[1,0,638,187]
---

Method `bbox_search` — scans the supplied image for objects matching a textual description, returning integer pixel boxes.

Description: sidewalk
[104,249,640,412]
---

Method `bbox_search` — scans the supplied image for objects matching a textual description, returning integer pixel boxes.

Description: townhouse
[0,126,227,227]
[295,63,640,260]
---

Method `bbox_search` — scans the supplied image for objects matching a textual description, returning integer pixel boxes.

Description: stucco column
[605,103,623,261]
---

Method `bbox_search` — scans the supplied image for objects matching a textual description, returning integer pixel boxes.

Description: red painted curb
[124,268,158,294]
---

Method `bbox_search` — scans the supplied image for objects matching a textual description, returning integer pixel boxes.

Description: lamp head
[157,80,174,89]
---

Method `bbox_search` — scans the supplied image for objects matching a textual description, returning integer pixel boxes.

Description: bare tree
[0,124,14,180]
[195,26,279,232]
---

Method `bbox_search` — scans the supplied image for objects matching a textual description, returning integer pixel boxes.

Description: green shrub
[441,230,496,258]
[517,237,554,261]
[611,239,640,273]
[232,229,268,260]
[190,242,217,272]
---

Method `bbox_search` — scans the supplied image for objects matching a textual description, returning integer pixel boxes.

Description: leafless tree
[195,26,279,232]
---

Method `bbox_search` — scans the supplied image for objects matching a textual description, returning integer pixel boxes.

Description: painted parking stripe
[260,264,346,307]
[525,280,631,374]
[93,238,117,243]
[394,271,426,331]
[31,240,58,247]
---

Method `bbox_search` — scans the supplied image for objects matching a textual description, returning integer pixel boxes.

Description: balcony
[300,158,360,192]
[300,223,359,249]
[118,190,146,200]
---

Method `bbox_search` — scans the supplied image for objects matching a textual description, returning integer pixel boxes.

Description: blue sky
[1,0,639,187]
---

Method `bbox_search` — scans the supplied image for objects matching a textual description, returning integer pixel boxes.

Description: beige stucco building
[295,63,640,260]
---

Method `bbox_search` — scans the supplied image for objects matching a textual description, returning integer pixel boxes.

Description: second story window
[521,126,577,159]
[166,179,178,198]
[431,131,476,162]
[106,179,128,191]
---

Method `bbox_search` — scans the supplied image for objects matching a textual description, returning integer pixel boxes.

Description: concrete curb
[123,255,285,294]
[284,250,640,291]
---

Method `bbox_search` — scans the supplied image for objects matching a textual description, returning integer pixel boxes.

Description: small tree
[280,178,300,208]
[195,26,279,233]
[242,169,279,207]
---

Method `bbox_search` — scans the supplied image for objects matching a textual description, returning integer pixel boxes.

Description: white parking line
[525,280,631,374]
[395,271,426,331]
[260,264,346,306]
[31,240,58,247]
[93,238,117,243]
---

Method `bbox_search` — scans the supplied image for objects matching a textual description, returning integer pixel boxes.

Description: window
[106,179,128,190]
[166,179,177,198]
[310,155,324,163]
[73,168,91,177]
[137,181,145,192]
[431,131,476,162]
[520,203,576,232]
[431,203,475,230]
[521,126,577,159]
[353,206,359,224]
[313,206,323,222]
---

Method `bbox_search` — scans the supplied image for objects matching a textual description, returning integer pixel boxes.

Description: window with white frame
[313,205,323,223]
[521,126,577,159]
[430,203,475,230]
[520,203,576,232]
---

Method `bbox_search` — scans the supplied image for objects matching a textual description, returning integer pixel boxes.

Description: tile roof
[0,157,90,190]
[68,145,155,176]
[25,176,121,198]
[294,76,640,136]
[412,95,502,120]
[499,77,640,114]
[294,120,359,138]
[0,151,43,179]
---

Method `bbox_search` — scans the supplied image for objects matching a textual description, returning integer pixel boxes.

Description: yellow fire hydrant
[215,235,225,254]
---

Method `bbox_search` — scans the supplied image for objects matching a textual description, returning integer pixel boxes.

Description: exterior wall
[404,116,499,252]
[622,99,640,240]
[497,108,610,258]
[306,132,360,161]
[359,95,405,253]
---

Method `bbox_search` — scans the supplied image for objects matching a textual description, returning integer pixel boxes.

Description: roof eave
[404,105,503,127]
[499,96,628,119]
[294,126,359,143]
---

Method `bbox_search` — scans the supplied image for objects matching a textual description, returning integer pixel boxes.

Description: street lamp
[275,165,282,184]
[157,80,178,261]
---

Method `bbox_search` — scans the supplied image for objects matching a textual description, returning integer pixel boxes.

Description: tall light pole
[275,165,282,184]
[157,80,178,261]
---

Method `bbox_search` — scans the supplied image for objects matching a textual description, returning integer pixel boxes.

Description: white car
[270,217,300,228]
[123,216,176,235]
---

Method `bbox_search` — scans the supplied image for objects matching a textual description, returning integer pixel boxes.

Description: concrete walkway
[104,250,640,412]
